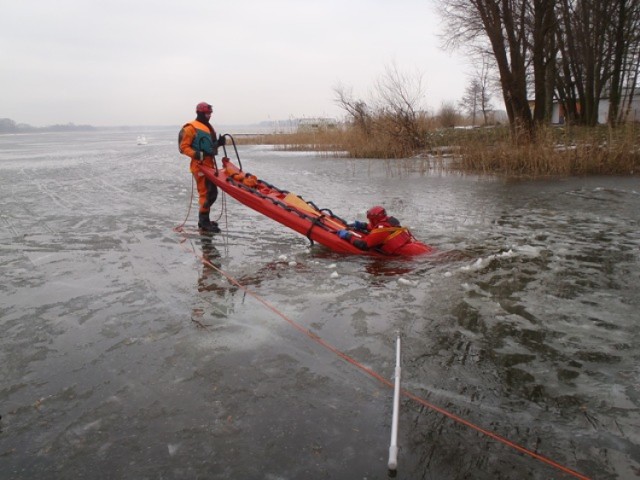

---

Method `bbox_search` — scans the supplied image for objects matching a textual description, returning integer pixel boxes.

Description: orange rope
[179,239,591,480]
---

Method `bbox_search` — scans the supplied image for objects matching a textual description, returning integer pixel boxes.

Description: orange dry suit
[179,120,219,214]
[345,216,416,255]
[363,217,416,255]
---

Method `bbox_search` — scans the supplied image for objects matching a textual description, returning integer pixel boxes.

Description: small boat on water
[136,135,148,145]
[199,140,434,257]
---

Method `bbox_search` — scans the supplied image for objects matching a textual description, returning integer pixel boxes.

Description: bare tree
[439,0,640,131]
[556,0,616,125]
[460,55,495,125]
[529,0,558,125]
[437,0,537,143]
[438,102,461,128]
[373,63,428,149]
[555,0,640,126]
[620,47,640,122]
[334,64,430,156]
[607,0,640,125]
[333,83,372,135]
[460,79,481,125]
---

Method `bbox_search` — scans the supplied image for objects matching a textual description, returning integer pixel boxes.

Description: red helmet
[196,102,213,114]
[367,206,387,224]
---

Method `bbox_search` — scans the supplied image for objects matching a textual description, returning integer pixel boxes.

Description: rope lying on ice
[176,238,591,480]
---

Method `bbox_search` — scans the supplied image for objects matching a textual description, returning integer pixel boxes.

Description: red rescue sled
[199,138,434,257]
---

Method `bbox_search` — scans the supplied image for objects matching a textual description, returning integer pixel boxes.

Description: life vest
[380,227,413,253]
[184,120,216,156]
[367,226,413,254]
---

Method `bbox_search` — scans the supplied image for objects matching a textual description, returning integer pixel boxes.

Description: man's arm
[178,125,197,158]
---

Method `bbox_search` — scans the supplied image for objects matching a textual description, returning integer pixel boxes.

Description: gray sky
[1,0,470,127]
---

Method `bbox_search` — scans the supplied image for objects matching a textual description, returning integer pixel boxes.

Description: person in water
[179,102,226,234]
[337,206,417,255]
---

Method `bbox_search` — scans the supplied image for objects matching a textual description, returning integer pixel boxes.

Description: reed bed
[232,129,345,153]
[449,125,640,176]
[235,122,639,176]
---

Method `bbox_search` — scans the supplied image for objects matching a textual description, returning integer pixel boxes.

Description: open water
[1,128,639,479]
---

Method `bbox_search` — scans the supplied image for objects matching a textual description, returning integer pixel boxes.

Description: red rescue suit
[343,215,433,256]
[363,218,414,255]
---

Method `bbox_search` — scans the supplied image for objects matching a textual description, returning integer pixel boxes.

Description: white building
[548,90,640,124]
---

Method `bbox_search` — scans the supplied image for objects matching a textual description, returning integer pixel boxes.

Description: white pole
[388,335,401,471]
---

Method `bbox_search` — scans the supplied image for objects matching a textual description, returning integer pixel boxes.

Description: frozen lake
[1,128,639,479]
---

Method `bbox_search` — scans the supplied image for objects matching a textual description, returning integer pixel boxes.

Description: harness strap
[380,227,413,254]
[381,227,409,245]
[305,223,317,245]
[226,177,334,243]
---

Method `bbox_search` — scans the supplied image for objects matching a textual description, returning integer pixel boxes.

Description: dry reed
[452,125,640,176]
[233,122,639,176]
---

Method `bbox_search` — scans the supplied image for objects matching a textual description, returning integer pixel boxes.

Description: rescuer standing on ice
[179,102,226,234]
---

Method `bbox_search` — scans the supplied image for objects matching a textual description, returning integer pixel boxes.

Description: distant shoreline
[0,118,96,134]
[0,117,313,135]
[0,125,286,136]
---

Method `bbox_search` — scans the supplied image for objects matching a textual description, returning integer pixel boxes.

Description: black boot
[198,212,220,234]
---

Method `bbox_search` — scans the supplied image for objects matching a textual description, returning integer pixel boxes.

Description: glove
[217,134,226,146]
[193,150,203,161]
[337,229,351,240]
[349,220,368,230]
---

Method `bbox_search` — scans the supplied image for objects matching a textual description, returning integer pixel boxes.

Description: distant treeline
[0,118,95,133]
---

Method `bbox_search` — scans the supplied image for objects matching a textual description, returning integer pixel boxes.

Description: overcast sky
[1,0,471,127]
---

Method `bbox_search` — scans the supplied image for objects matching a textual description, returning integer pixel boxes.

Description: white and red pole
[388,334,401,471]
